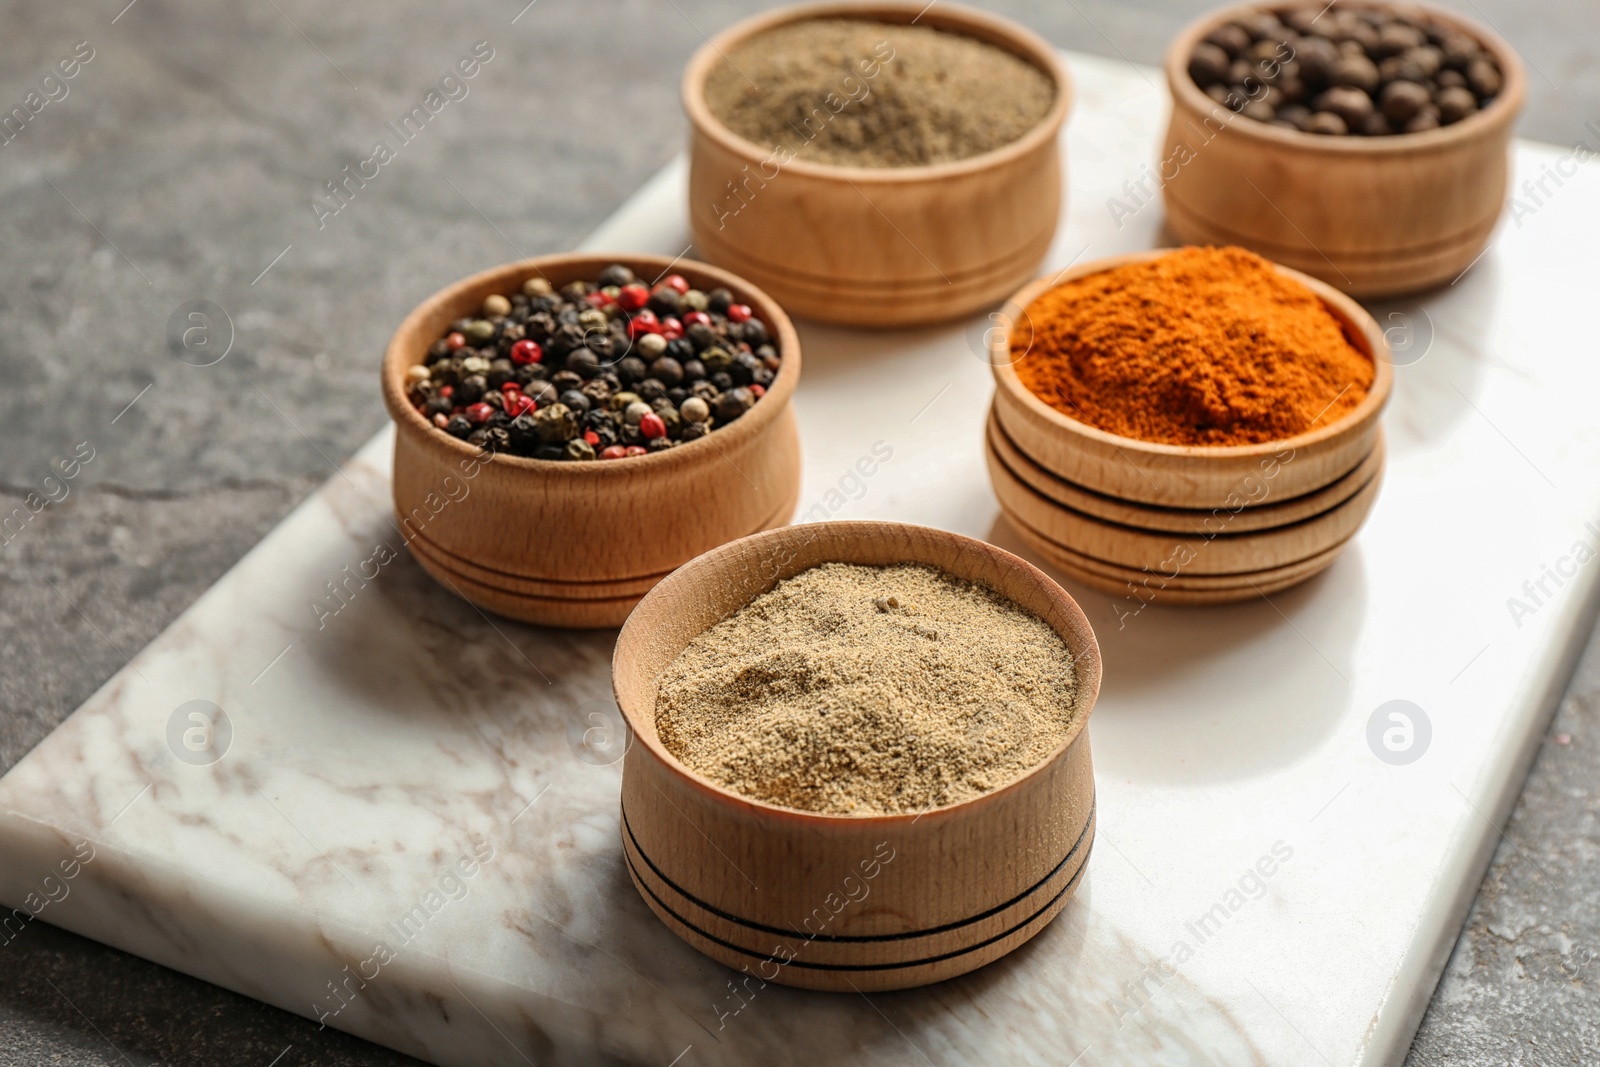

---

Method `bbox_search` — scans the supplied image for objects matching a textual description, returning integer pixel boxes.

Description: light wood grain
[988,408,1385,535]
[1160,1,1526,298]
[402,482,801,627]
[999,508,1353,605]
[684,1,1072,327]
[987,426,1384,574]
[381,253,804,628]
[990,250,1392,508]
[612,521,1101,990]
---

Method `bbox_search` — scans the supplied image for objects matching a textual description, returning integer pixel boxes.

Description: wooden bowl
[380,253,803,629]
[1000,507,1352,606]
[987,430,1383,574]
[1160,1,1526,298]
[988,408,1386,535]
[613,521,1101,991]
[683,1,1072,327]
[991,250,1392,509]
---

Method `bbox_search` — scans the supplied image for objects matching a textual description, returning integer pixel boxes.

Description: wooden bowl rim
[612,520,1103,826]
[1164,0,1526,154]
[380,252,801,476]
[990,247,1394,460]
[681,0,1073,184]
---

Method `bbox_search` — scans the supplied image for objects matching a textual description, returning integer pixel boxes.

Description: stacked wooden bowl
[986,252,1392,605]
[381,253,803,629]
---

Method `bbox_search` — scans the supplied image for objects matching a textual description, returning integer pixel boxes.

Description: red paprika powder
[1013,247,1374,447]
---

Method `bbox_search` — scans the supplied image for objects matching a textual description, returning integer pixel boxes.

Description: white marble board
[4,53,1600,1067]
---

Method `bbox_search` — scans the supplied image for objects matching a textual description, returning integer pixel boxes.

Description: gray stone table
[0,1,1595,1064]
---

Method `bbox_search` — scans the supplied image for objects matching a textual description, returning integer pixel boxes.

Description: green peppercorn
[534,402,578,443]
[522,276,553,297]
[565,438,596,461]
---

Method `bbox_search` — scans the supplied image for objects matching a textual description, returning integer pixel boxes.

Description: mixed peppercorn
[1188,4,1503,136]
[406,265,780,460]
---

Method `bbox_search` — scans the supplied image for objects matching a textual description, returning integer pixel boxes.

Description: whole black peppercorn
[535,443,566,461]
[424,395,452,418]
[597,265,635,288]
[752,366,775,388]
[584,333,616,362]
[682,358,706,381]
[446,415,472,439]
[560,389,592,414]
[714,387,753,423]
[525,312,556,342]
[650,357,685,387]
[487,359,515,388]
[616,356,647,385]
[638,378,667,401]
[551,370,583,392]
[567,350,601,379]
[730,352,761,385]
[666,338,695,362]
[649,288,682,316]
[526,380,558,407]
[581,378,615,405]
[680,422,708,442]
[706,288,733,314]
[647,436,674,453]
[667,387,689,406]
[686,323,717,351]
[690,380,719,402]
[508,413,539,455]
[710,371,735,392]
[456,374,488,405]
[738,319,769,347]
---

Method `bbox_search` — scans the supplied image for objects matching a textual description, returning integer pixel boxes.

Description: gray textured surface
[0,1,1595,1064]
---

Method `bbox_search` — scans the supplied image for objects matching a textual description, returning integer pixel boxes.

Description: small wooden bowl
[683,1,1072,327]
[1000,507,1351,605]
[986,430,1383,574]
[987,409,1385,536]
[613,521,1101,991]
[381,253,803,629]
[991,250,1391,509]
[1160,1,1526,298]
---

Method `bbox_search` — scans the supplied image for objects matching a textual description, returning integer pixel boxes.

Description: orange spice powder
[1012,247,1374,447]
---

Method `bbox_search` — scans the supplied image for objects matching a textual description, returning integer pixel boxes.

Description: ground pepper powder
[1013,247,1374,446]
[655,562,1079,816]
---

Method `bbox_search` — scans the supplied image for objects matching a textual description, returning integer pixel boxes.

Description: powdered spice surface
[704,19,1055,168]
[655,563,1080,816]
[1013,246,1375,446]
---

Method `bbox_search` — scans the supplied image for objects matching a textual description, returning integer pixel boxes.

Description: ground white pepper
[704,19,1055,168]
[655,563,1079,816]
